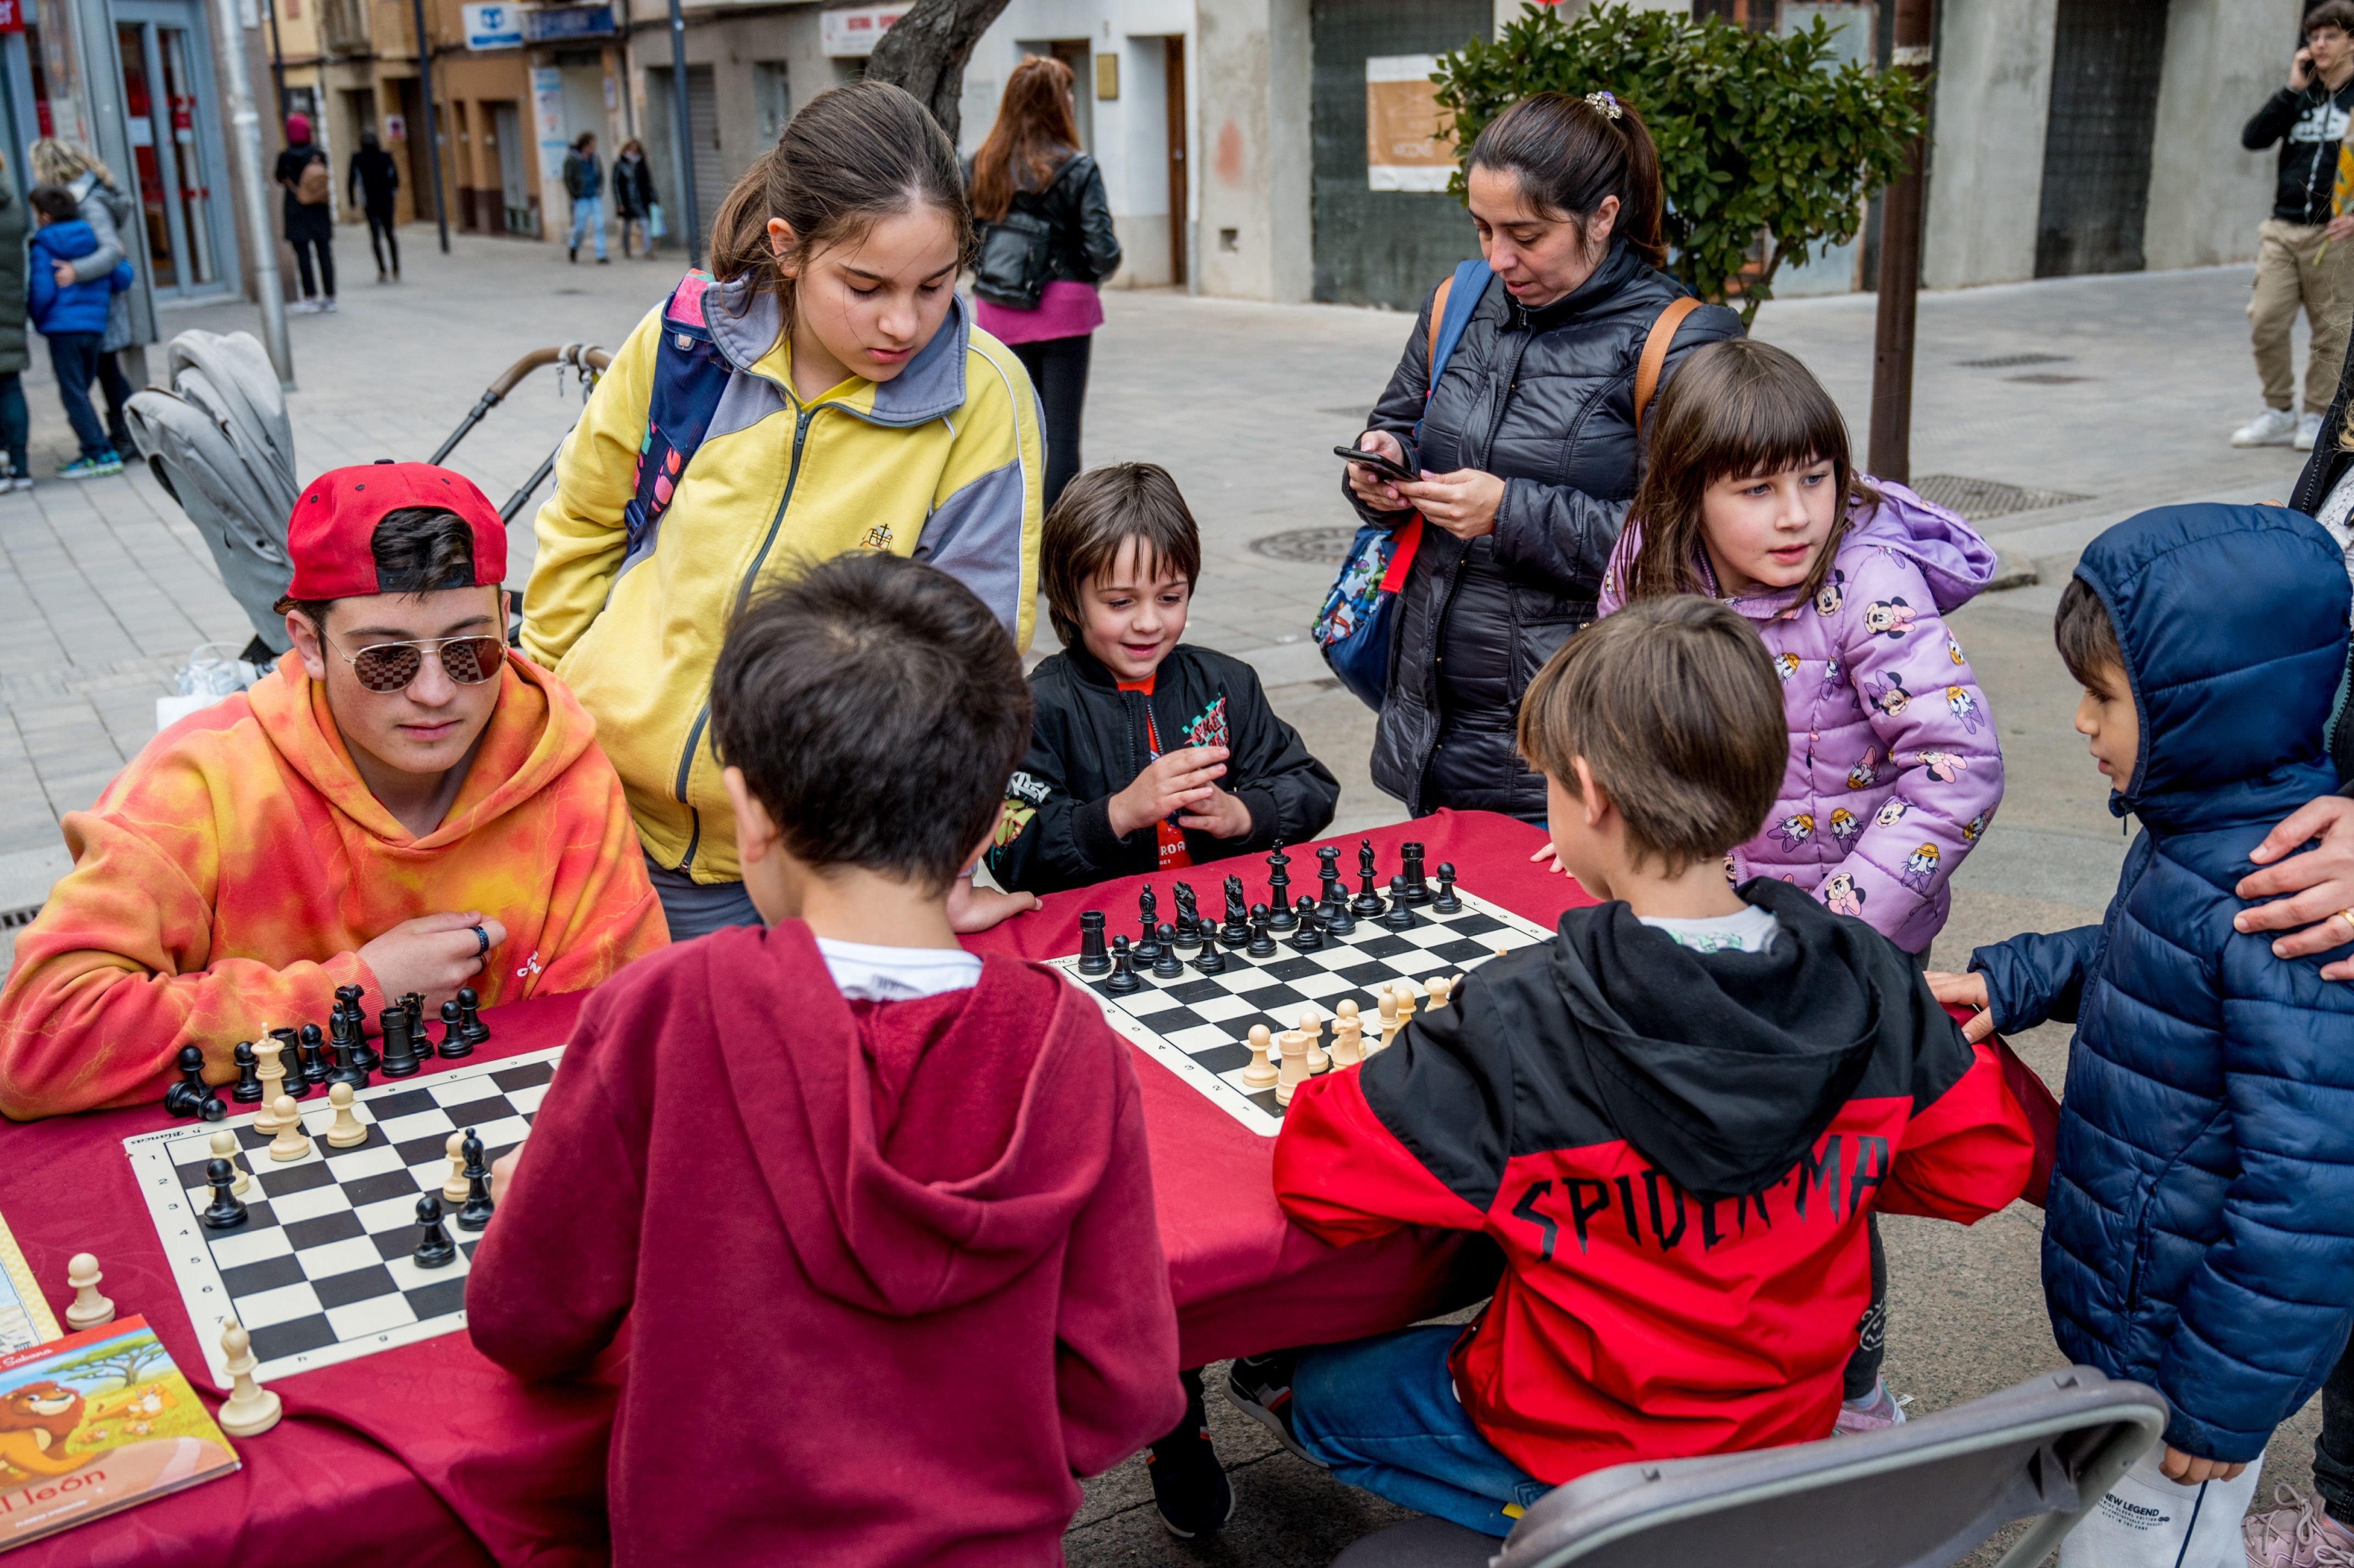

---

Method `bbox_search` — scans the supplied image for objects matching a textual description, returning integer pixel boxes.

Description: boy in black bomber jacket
[988,463,1338,897]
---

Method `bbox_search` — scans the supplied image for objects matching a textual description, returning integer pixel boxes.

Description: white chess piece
[209,1130,251,1197]
[1274,1030,1309,1107]
[442,1132,469,1203]
[63,1253,113,1330]
[324,1082,367,1148]
[1299,1009,1329,1074]
[252,1037,285,1133]
[1378,987,1401,1040]
[1425,975,1453,1011]
[266,1095,311,1162]
[1394,982,1419,1025]
[216,1319,282,1437]
[1241,1025,1279,1089]
[1330,1002,1364,1068]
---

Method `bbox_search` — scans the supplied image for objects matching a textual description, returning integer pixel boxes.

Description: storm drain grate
[1957,352,2072,369]
[1,904,41,931]
[1251,526,1361,565]
[1909,474,2093,520]
[2006,373,2091,385]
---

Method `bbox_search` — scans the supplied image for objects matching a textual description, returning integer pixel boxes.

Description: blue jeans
[0,372,28,477]
[1293,1326,1548,1537]
[43,333,110,459]
[568,194,606,259]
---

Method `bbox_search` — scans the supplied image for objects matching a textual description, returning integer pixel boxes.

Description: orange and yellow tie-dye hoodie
[0,652,668,1119]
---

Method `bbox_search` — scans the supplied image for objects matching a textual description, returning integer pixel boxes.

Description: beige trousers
[2251,216,2354,413]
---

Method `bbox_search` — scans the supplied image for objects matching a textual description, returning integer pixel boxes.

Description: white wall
[1921,0,2057,289]
[2144,0,2302,270]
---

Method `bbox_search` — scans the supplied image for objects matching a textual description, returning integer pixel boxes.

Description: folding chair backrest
[1495,1368,2165,1568]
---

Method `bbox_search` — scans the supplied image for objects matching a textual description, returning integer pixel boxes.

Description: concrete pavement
[0,230,2334,1563]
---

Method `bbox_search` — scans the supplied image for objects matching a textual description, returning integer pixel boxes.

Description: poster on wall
[532,67,568,201]
[821,5,908,57]
[1364,56,1457,193]
[460,2,521,49]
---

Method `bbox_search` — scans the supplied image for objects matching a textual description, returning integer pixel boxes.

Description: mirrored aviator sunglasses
[343,634,508,694]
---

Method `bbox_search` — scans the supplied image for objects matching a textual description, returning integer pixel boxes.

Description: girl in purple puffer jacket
[1597,338,2004,961]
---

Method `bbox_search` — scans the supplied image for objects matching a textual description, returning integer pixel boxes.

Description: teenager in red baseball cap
[0,463,668,1118]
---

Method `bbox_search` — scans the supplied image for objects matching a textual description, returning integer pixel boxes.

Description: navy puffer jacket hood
[1971,503,2354,1461]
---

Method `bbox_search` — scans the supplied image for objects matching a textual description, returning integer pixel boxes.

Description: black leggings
[1843,1214,1888,1400]
[364,205,399,275]
[95,350,133,446]
[291,231,336,300]
[1010,332,1091,514]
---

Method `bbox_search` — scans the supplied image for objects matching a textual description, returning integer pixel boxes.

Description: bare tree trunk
[862,0,1015,144]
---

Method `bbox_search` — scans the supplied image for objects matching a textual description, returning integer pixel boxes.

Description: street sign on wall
[460,2,522,49]
[821,5,907,57]
[523,4,615,43]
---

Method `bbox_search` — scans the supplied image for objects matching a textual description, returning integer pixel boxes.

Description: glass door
[114,2,231,298]
[155,25,216,286]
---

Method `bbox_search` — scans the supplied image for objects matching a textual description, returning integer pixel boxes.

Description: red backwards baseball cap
[284,462,507,601]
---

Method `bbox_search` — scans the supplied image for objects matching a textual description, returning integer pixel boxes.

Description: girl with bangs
[1597,338,2007,1430]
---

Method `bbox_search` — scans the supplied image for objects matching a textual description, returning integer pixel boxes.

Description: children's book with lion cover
[0,1317,238,1552]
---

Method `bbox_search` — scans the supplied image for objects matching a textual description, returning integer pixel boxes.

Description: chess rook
[1077,911,1111,975]
[381,1011,423,1078]
[1274,1029,1308,1106]
[1401,842,1431,904]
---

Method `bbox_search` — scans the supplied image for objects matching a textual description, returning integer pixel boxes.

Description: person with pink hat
[275,113,336,313]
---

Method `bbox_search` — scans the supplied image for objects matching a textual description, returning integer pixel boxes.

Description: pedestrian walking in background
[564,133,606,264]
[275,114,336,313]
[0,154,34,491]
[29,138,138,456]
[2235,0,2354,452]
[349,128,400,282]
[613,138,657,260]
[27,184,129,478]
[967,54,1121,512]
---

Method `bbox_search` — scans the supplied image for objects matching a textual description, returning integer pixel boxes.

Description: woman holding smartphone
[1343,91,1739,821]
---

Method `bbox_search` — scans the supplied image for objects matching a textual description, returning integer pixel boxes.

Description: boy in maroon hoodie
[466,554,1183,1566]
[1233,596,2035,1536]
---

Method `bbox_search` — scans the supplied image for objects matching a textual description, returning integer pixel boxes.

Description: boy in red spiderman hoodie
[1234,596,2035,1537]
[466,554,1182,1567]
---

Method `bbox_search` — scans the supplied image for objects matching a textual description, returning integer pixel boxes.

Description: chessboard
[123,1046,561,1386]
[1048,856,1553,1137]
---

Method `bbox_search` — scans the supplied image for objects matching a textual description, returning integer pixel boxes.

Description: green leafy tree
[1434,3,1926,322]
[40,1337,170,1392]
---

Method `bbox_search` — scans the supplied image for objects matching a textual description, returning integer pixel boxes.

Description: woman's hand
[2234,793,2354,980]
[1346,431,1413,514]
[1925,971,1996,1042]
[1398,468,1506,540]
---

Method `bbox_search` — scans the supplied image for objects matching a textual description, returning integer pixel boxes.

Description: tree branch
[863,0,1016,143]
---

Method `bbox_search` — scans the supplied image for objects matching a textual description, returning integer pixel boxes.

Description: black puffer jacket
[2288,326,2354,788]
[1350,244,1742,818]
[979,150,1123,285]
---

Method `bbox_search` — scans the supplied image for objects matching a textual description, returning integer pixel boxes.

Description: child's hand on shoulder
[1109,746,1230,839]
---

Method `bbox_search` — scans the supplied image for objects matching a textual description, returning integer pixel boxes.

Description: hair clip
[1584,90,1624,121]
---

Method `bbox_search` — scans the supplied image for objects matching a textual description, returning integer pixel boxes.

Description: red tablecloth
[6,810,1575,1565]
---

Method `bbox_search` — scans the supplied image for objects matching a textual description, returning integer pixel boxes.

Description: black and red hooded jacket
[1273,879,2035,1485]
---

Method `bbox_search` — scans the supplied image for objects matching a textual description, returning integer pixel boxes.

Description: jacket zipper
[671,402,820,874]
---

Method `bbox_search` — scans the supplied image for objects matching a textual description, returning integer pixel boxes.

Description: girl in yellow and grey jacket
[523,82,1045,936]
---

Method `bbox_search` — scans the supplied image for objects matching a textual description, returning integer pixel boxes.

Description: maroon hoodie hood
[719,923,1124,1316]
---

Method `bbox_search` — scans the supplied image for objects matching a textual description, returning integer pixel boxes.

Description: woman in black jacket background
[1344,92,1741,821]
[968,54,1122,510]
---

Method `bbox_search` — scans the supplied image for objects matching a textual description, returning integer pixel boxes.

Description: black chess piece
[1077,911,1111,976]
[1136,884,1159,957]
[1382,877,1418,930]
[163,1044,225,1120]
[1287,899,1325,953]
[1151,925,1185,979]
[1246,906,1276,956]
[327,1030,369,1092]
[437,999,475,1060]
[1316,846,1346,916]
[1172,883,1203,949]
[1325,895,1357,936]
[1220,875,1251,946]
[401,992,426,1047]
[380,1012,422,1078]
[1265,845,1293,928]
[1104,935,1143,995]
[347,1011,380,1075]
[413,1193,458,1268]
[335,984,365,1017]
[1192,938,1227,975]
[231,1040,264,1104]
[268,1028,311,1100]
[378,1008,414,1074]
[200,1157,248,1230]
[1354,838,1386,916]
[456,1131,497,1231]
[297,1024,330,1088]
[1400,842,1431,905]
[1432,862,1462,913]
[455,986,490,1049]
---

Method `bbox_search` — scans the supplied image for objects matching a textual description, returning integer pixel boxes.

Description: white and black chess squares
[157,1056,552,1367]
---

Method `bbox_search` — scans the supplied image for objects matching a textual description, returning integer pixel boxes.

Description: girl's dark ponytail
[1468,91,1665,269]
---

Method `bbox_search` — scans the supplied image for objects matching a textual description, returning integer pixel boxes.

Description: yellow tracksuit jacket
[523,276,1044,883]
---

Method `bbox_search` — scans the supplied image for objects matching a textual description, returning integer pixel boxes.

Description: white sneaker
[2235,408,2301,447]
[321,299,338,313]
[2299,411,2325,450]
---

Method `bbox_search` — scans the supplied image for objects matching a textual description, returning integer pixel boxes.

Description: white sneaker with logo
[2234,408,2301,447]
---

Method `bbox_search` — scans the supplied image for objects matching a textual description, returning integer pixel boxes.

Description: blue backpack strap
[1428,259,1490,388]
[619,270,732,577]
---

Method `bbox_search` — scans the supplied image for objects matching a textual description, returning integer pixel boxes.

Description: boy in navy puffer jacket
[25,183,129,478]
[1932,503,2354,1567]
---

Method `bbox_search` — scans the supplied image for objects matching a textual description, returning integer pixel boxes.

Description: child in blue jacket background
[1932,503,2354,1567]
[26,182,129,478]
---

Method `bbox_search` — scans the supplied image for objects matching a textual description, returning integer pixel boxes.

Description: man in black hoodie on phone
[2236,0,2354,452]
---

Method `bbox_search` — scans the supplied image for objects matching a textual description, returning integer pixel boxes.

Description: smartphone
[1334,444,1419,485]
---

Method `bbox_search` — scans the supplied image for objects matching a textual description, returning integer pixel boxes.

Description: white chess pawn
[1378,987,1401,1040]
[266,1095,312,1162]
[1299,1009,1329,1074]
[324,1082,367,1148]
[1394,982,1419,1025]
[209,1129,251,1197]
[1425,975,1454,1011]
[1241,1025,1279,1089]
[442,1132,470,1204]
[64,1253,114,1331]
[1274,1029,1309,1107]
[216,1319,282,1437]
